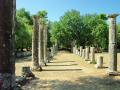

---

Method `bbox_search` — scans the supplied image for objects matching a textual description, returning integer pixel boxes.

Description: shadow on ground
[50,61,75,63]
[47,64,78,67]
[43,69,82,71]
[22,76,120,90]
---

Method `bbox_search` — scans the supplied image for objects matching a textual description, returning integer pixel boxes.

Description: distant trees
[51,10,83,48]
[16,8,32,51]
[15,8,120,52]
[51,10,109,51]
[117,23,120,49]
[81,14,108,50]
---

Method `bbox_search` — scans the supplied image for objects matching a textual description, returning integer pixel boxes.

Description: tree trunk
[32,16,42,71]
[0,0,16,89]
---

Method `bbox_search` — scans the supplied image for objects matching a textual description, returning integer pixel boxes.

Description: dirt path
[16,51,120,90]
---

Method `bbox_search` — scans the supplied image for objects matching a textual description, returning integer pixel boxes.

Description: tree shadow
[22,75,120,90]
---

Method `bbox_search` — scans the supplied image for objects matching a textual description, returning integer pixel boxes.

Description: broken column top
[108,14,119,18]
[32,15,38,19]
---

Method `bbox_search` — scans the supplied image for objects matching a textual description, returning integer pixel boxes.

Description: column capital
[32,15,39,20]
[108,14,119,18]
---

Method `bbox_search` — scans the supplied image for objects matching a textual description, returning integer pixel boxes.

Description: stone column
[108,14,119,73]
[75,45,77,55]
[38,19,44,66]
[47,48,51,63]
[50,47,54,57]
[32,16,42,71]
[0,0,16,89]
[43,25,48,66]
[85,46,89,61]
[77,48,80,55]
[80,46,83,57]
[82,49,85,59]
[73,46,75,54]
[53,45,56,55]
[96,56,103,68]
[90,47,95,62]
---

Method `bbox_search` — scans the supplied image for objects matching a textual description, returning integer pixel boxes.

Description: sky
[16,0,120,22]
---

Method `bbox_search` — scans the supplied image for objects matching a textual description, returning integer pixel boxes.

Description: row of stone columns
[73,14,119,75]
[32,16,48,71]
[74,46,103,68]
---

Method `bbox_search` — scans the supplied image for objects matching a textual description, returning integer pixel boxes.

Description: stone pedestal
[108,14,119,73]
[95,56,103,68]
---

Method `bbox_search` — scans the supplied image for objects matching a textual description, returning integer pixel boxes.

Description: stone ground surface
[16,51,120,90]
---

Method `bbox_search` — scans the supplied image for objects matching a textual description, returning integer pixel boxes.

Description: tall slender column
[38,19,44,66]
[43,25,48,66]
[0,0,16,89]
[108,14,119,73]
[32,16,42,71]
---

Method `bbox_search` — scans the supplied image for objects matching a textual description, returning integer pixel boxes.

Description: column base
[107,70,119,76]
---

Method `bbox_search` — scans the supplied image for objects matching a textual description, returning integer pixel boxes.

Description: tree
[51,10,83,48]
[82,14,108,50]
[16,8,32,51]
[51,11,108,51]
[117,23,120,49]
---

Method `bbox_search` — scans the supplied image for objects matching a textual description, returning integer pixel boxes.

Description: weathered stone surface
[85,46,90,61]
[43,25,48,66]
[32,16,42,71]
[16,76,27,86]
[95,56,103,68]
[82,49,85,59]
[90,47,95,62]
[80,46,83,57]
[47,48,51,63]
[0,0,16,89]
[38,19,45,66]
[51,47,54,57]
[22,66,35,78]
[108,14,119,73]
[16,51,32,58]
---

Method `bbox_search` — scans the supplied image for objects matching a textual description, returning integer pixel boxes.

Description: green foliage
[37,10,48,25]
[15,8,118,51]
[51,10,83,48]
[117,23,120,48]
[16,8,32,51]
[51,10,108,50]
